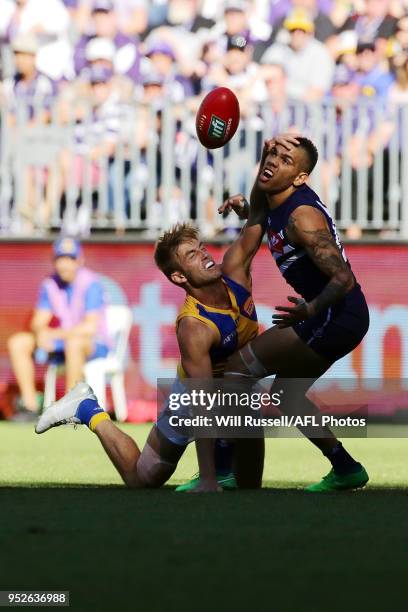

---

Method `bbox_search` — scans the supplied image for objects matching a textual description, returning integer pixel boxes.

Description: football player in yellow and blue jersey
[36,218,265,492]
[153,221,264,492]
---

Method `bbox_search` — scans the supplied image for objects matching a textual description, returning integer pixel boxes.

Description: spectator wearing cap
[340,0,398,58]
[261,8,335,101]
[208,0,273,63]
[138,70,166,108]
[1,34,58,122]
[74,0,141,83]
[144,0,215,82]
[270,0,337,45]
[324,53,395,239]
[143,40,194,102]
[330,62,359,103]
[7,237,110,422]
[57,65,134,232]
[0,0,72,81]
[334,30,359,71]
[107,0,148,37]
[74,36,134,101]
[203,34,264,115]
[1,34,59,234]
[107,69,168,228]
[355,41,395,100]
[79,0,149,37]
[73,64,129,159]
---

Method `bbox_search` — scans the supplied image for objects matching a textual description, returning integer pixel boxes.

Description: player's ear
[293,172,308,187]
[170,270,187,286]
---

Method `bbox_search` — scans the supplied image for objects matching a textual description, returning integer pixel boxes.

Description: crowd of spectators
[0,0,407,238]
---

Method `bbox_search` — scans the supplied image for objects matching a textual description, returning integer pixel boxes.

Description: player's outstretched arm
[272,206,355,327]
[220,213,264,290]
[177,317,221,492]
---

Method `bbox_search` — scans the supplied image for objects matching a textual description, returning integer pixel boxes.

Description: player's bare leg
[225,326,369,491]
[226,325,337,452]
[93,419,142,486]
[93,422,184,488]
[7,331,38,411]
[36,382,185,489]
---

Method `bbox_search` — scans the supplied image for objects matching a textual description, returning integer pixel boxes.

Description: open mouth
[259,167,274,182]
[205,260,215,270]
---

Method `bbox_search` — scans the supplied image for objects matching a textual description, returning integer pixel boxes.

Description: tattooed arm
[272,206,355,327]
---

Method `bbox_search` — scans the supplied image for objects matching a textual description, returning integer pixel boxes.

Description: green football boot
[305,465,369,493]
[175,473,238,492]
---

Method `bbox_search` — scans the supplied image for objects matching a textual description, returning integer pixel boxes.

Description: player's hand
[261,133,301,164]
[218,194,249,220]
[272,296,312,328]
[188,479,223,493]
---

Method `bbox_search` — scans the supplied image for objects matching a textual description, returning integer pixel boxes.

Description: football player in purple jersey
[218,133,370,492]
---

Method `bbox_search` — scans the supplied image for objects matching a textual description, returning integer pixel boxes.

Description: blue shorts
[293,285,369,364]
[43,341,109,365]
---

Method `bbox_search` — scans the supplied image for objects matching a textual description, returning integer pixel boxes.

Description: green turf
[1,423,408,612]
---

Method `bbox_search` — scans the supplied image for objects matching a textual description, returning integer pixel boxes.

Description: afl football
[195,87,240,149]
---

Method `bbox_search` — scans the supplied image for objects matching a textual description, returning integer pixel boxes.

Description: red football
[195,87,240,149]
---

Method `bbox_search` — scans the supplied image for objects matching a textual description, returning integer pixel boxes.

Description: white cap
[85,37,115,62]
[337,30,358,56]
[12,33,39,55]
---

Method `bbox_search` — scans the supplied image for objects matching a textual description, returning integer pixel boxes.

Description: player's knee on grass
[133,443,178,489]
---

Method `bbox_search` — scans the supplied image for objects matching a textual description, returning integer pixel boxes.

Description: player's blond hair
[154,223,199,278]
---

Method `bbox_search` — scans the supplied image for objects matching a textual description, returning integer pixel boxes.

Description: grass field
[1,423,408,612]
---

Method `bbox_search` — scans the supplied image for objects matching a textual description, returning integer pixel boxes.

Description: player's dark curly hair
[154,222,199,279]
[297,137,318,174]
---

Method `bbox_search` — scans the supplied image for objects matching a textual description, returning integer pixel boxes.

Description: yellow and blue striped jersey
[176,275,258,378]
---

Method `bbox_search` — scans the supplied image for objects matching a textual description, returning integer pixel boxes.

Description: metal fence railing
[1,96,407,238]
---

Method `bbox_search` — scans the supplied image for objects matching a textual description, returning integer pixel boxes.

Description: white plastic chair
[43,304,133,421]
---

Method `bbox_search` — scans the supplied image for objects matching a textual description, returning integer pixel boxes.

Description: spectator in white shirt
[0,0,72,81]
[261,8,335,101]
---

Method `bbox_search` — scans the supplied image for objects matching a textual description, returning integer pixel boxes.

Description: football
[195,87,240,149]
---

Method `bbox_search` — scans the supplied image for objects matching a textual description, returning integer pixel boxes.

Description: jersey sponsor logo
[267,229,284,254]
[242,296,255,317]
